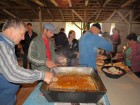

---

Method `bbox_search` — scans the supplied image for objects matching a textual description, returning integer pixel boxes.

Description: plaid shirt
[0,33,45,83]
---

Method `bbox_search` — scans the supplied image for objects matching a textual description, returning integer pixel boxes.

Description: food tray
[40,67,106,103]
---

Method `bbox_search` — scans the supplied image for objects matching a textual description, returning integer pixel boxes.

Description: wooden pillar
[39,7,43,35]
[128,10,133,34]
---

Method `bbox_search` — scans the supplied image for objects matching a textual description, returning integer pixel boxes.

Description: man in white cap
[28,23,56,71]
[79,23,113,70]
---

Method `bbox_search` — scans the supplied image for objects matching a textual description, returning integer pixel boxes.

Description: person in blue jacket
[79,23,113,70]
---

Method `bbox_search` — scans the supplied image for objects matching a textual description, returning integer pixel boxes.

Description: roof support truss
[2,9,17,19]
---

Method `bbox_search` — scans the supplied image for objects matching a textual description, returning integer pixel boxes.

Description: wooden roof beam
[117,11,129,24]
[23,0,38,16]
[73,22,82,30]
[106,10,117,21]
[2,9,18,19]
[121,0,135,7]
[50,0,58,7]
[85,0,88,6]
[133,14,140,20]
[11,0,29,6]
[120,11,130,21]
[31,0,44,7]
[0,1,10,6]
[103,0,112,7]
[95,0,101,7]
[39,7,43,33]
[95,9,102,21]
[12,0,38,16]
[72,11,74,21]
[59,9,64,20]
[68,0,72,7]
[87,10,98,21]
[46,9,55,21]
[72,9,83,21]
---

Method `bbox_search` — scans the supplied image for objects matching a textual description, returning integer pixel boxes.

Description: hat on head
[92,23,101,30]
[44,23,55,33]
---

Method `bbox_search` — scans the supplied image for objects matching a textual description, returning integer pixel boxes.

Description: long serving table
[23,82,110,105]
[97,66,140,105]
[23,66,140,105]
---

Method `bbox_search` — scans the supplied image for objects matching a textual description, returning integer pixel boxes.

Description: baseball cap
[92,23,101,30]
[44,23,55,33]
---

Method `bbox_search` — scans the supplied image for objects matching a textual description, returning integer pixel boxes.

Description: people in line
[54,28,69,49]
[0,19,54,105]
[28,23,56,71]
[122,45,131,68]
[67,30,79,66]
[79,23,113,70]
[0,23,4,32]
[55,30,79,66]
[83,30,86,34]
[102,32,112,43]
[68,30,79,52]
[20,23,38,69]
[110,28,121,56]
[126,33,140,77]
[98,32,112,56]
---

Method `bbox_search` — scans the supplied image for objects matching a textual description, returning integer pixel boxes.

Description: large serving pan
[40,67,106,103]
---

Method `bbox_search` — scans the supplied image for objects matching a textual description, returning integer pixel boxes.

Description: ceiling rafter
[120,11,131,21]
[95,9,102,21]
[50,0,58,7]
[121,0,135,7]
[103,0,112,7]
[87,10,98,21]
[106,10,117,21]
[59,9,64,20]
[95,0,101,7]
[133,14,140,20]
[11,0,29,6]
[31,0,44,7]
[68,0,72,7]
[72,9,83,21]
[0,1,10,6]
[117,11,129,24]
[0,0,139,23]
[72,11,74,21]
[46,9,55,21]
[2,9,18,19]
[23,0,39,16]
[85,0,88,6]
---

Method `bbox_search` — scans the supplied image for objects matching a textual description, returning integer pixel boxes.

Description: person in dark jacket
[20,23,37,69]
[55,28,69,49]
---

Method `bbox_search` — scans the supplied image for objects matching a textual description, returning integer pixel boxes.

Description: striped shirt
[0,33,45,83]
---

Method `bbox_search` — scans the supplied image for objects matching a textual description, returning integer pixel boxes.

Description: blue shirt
[79,31,113,69]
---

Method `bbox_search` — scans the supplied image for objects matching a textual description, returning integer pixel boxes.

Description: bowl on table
[101,66,126,79]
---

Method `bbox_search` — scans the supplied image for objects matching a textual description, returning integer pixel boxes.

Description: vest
[0,35,20,105]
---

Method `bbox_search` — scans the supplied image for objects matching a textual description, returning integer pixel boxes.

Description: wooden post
[39,7,43,35]
[128,10,133,34]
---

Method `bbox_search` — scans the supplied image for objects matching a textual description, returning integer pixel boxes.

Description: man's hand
[43,72,53,84]
[45,60,56,69]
